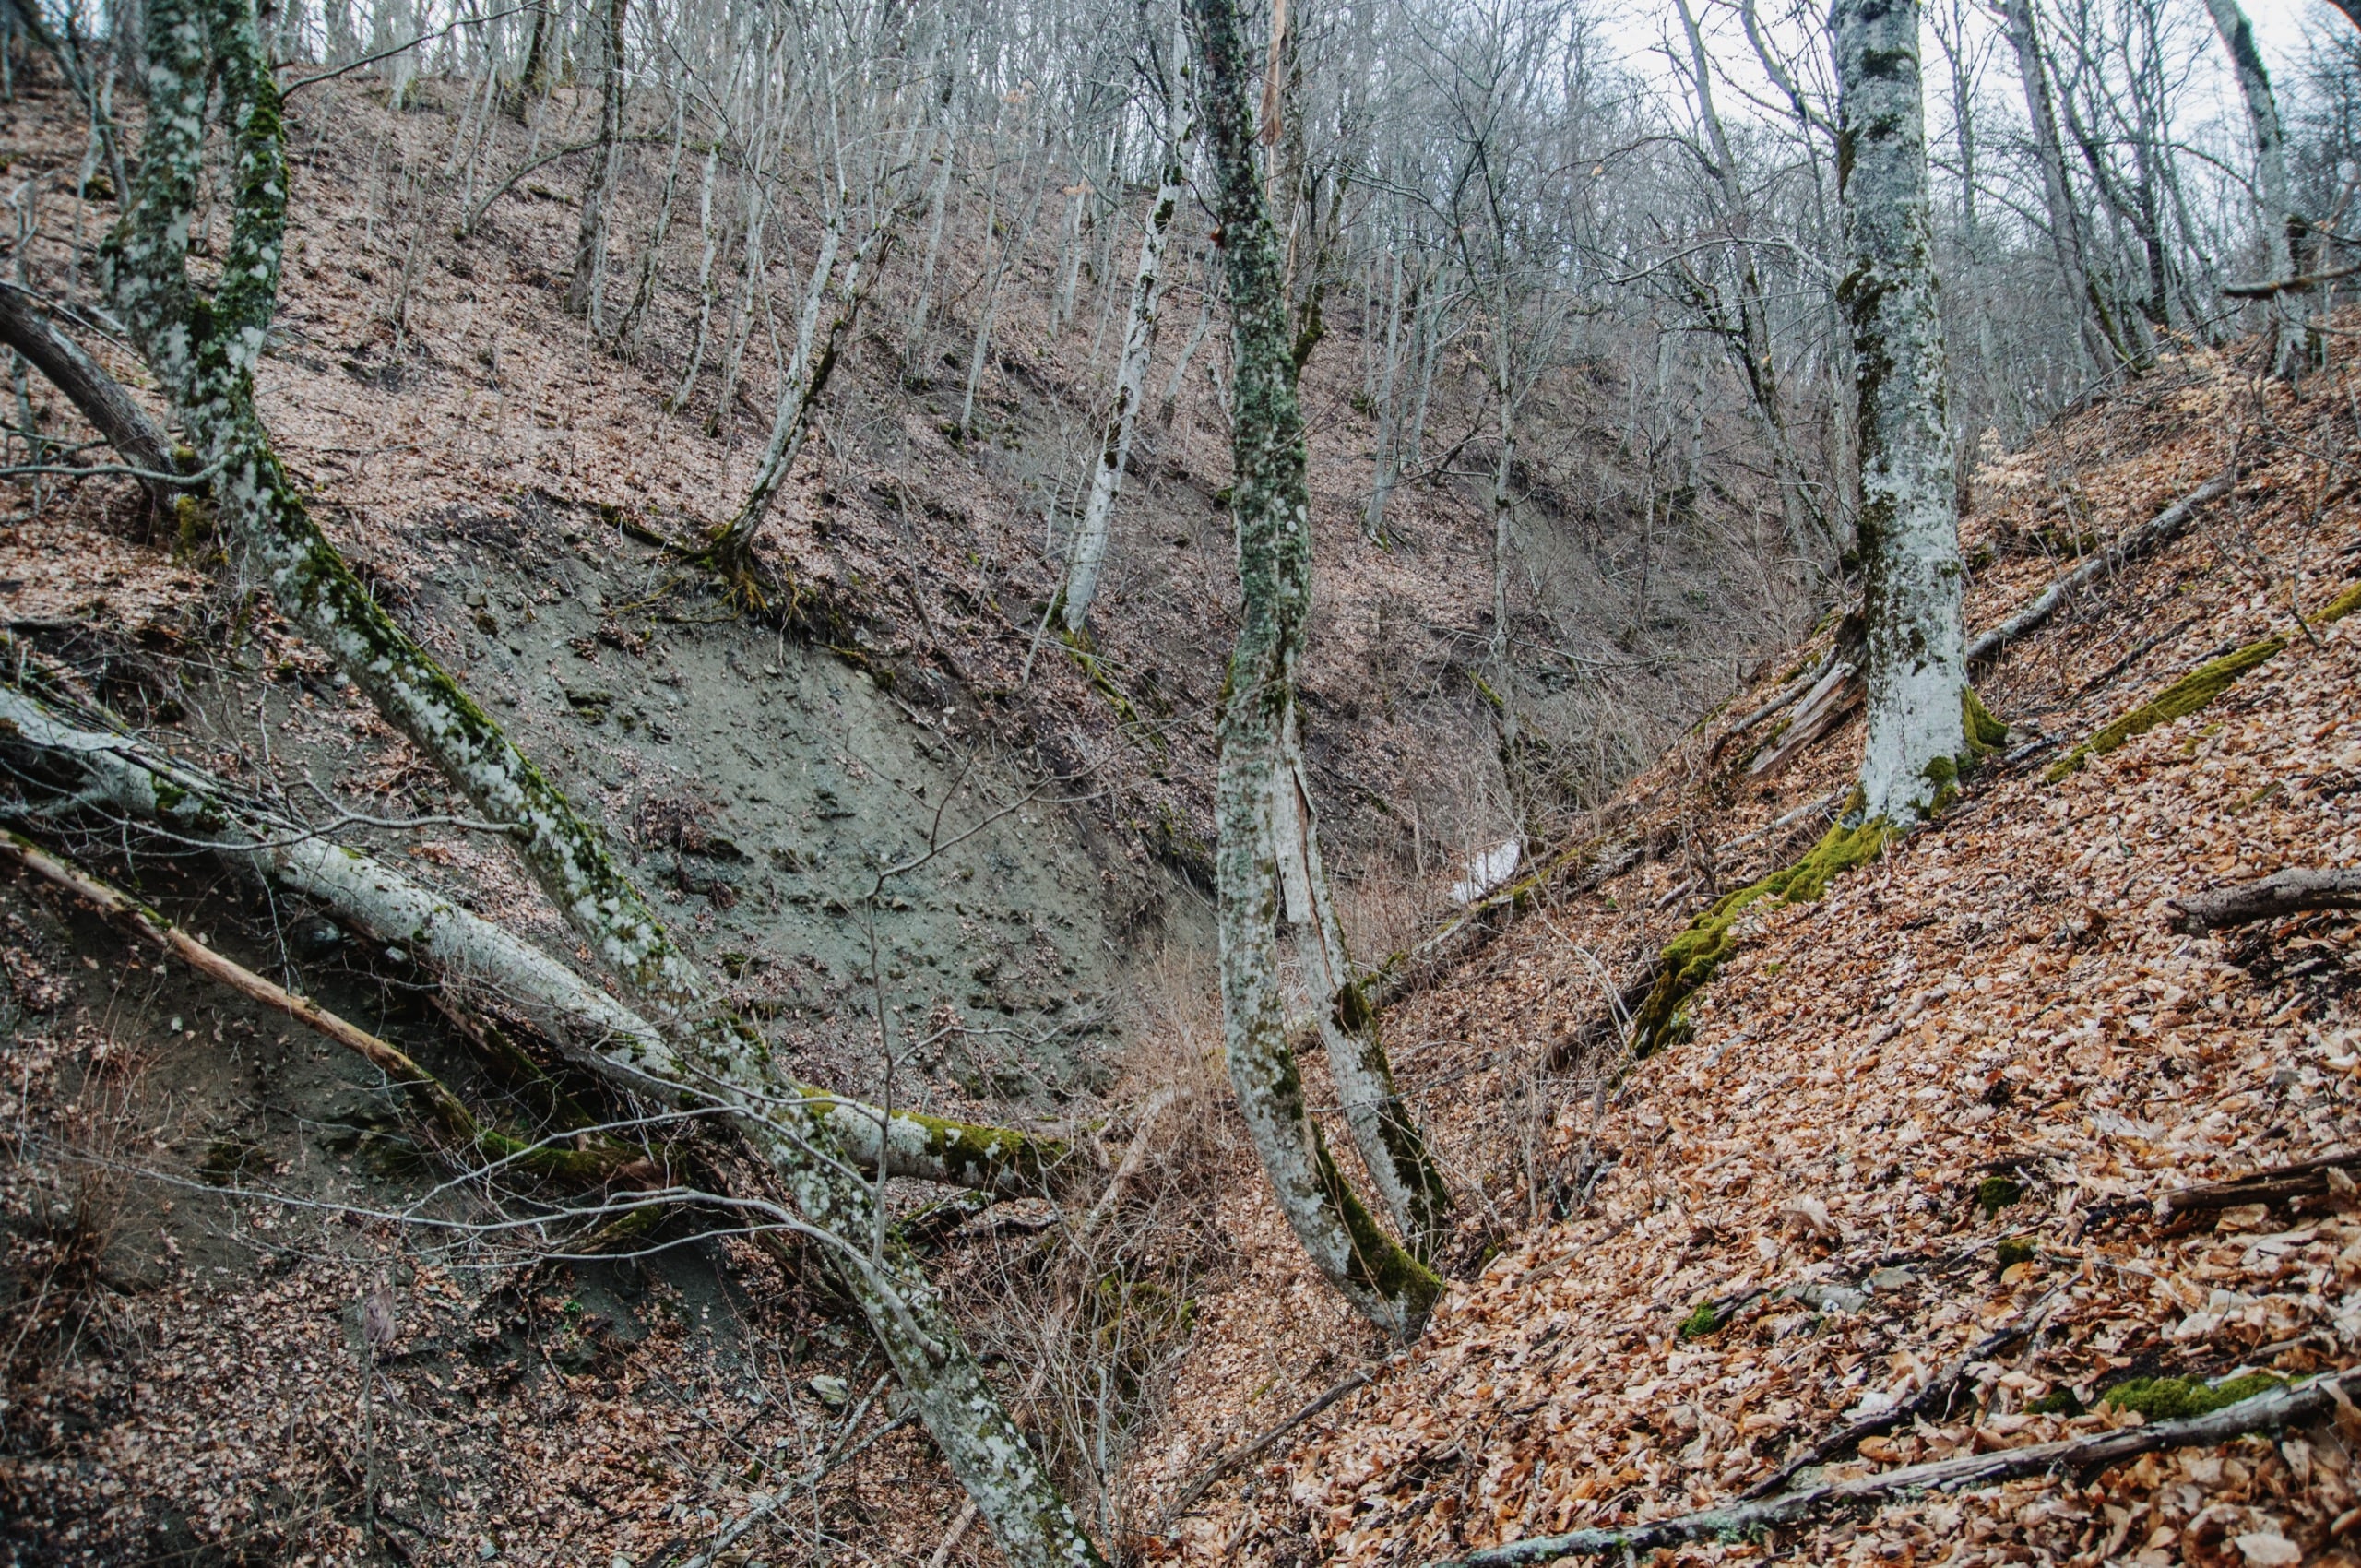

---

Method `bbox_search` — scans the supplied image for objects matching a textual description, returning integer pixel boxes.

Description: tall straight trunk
[1061,36,1189,636]
[1157,273,1212,425]
[2201,0,2303,374]
[1833,0,1966,825]
[617,66,686,355]
[906,70,963,371]
[514,0,553,115]
[1184,0,1442,1338]
[108,6,1108,1562]
[1362,245,1403,540]
[669,139,723,410]
[572,0,631,325]
[1994,0,2126,374]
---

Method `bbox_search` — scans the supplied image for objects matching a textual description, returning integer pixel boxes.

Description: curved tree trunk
[101,5,1105,1560]
[2201,0,2304,377]
[1833,0,1966,825]
[1186,0,1441,1339]
[0,280,183,515]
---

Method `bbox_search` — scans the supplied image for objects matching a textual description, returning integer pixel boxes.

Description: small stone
[609,1556,633,1568]
[807,1374,849,1408]
[477,1538,498,1562]
[1865,1266,1915,1291]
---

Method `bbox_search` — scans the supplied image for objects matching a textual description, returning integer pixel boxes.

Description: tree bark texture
[2167,868,2361,932]
[97,6,1104,1560]
[2200,0,2303,375]
[1061,41,1189,636]
[1186,0,1441,1338]
[0,280,184,514]
[1833,0,1966,824]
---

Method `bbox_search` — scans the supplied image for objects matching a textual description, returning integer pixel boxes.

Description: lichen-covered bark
[1833,0,1966,826]
[97,6,1102,1559]
[1061,41,1189,636]
[2201,0,2304,376]
[1187,0,1439,1338]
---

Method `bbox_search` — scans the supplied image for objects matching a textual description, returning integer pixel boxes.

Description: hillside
[0,20,2356,1568]
[1132,336,2361,1565]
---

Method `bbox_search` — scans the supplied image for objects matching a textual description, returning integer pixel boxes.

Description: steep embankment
[1137,339,2361,1565]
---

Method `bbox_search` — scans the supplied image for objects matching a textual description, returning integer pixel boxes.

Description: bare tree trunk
[568,0,628,324]
[1185,0,1440,1339]
[704,191,903,576]
[1833,0,1966,824]
[107,6,1109,1560]
[1994,0,2128,374]
[2201,0,2304,375]
[1060,30,1188,636]
[0,280,181,514]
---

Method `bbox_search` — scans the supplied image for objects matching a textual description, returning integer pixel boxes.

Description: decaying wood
[2153,1150,2361,1218]
[1428,1368,2360,1566]
[1748,660,1861,778]
[1965,472,2233,667]
[2165,866,2361,932]
[1738,1288,2066,1501]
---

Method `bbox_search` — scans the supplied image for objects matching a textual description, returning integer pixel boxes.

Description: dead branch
[0,282,186,514]
[1965,472,2233,668]
[1428,1368,2359,1566]
[1157,1360,1384,1531]
[2221,264,2360,299]
[2166,867,2361,932]
[0,828,649,1185]
[2154,1150,2361,1219]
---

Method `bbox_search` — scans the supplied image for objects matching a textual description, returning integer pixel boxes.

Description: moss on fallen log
[1628,816,1891,1055]
[2044,636,2284,781]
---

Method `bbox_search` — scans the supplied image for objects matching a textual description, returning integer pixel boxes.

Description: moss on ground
[1977,1177,2025,1218]
[1627,815,1890,1055]
[2099,1373,2283,1420]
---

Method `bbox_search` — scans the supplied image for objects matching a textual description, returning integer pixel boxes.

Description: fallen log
[2154,1150,2361,1219]
[0,679,1077,1198]
[0,828,652,1185]
[1965,473,2232,668]
[1746,660,1861,778]
[1429,1368,2358,1566]
[0,282,188,516]
[2166,867,2361,932]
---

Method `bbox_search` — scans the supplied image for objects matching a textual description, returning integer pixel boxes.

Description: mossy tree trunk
[100,6,1103,1560]
[1833,0,1966,826]
[1186,0,1441,1338]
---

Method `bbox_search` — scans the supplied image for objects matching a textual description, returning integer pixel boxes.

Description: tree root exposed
[1428,1369,2358,1566]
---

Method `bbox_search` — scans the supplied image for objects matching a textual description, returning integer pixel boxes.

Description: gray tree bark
[1186,0,1441,1339]
[2201,0,2304,375]
[101,3,1106,1558]
[1833,0,1966,824]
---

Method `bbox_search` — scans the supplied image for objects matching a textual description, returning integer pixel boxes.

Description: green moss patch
[1977,1177,2025,1218]
[1678,1301,1726,1340]
[2045,637,2285,781]
[2099,1372,2283,1420]
[1627,817,1890,1055]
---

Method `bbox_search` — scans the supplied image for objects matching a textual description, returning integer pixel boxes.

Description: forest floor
[3,53,2356,1568]
[1125,333,2361,1566]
